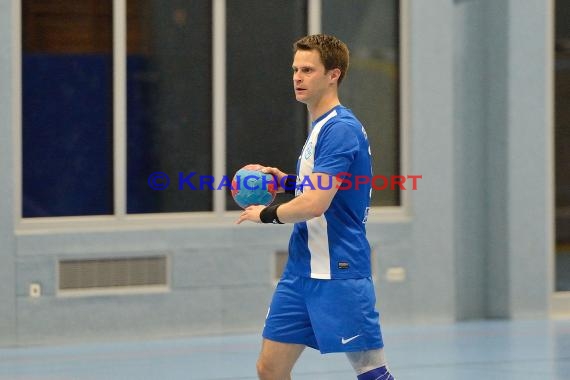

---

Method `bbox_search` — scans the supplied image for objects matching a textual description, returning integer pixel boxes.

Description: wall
[0,0,554,346]
[484,0,552,317]
[0,0,17,346]
[452,0,552,319]
[503,0,552,317]
[453,0,488,319]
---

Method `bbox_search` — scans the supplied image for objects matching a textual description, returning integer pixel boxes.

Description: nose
[293,71,302,83]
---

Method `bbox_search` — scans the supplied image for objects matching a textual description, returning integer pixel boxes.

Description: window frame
[14,0,410,232]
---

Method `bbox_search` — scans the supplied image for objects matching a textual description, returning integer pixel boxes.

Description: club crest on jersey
[304,142,314,160]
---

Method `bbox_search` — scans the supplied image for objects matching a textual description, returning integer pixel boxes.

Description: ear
[328,68,341,84]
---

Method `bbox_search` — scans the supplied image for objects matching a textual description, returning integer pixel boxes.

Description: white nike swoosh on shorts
[341,334,361,344]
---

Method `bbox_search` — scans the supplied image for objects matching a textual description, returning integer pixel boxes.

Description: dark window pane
[555,1,570,291]
[22,0,114,217]
[323,0,400,206]
[126,0,212,213]
[226,0,307,210]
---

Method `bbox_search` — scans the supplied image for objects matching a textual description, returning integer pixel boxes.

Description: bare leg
[257,338,305,380]
[346,349,387,375]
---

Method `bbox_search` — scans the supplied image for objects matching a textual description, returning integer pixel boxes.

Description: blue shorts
[262,272,384,354]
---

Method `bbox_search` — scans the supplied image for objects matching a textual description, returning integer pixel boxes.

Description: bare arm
[235,172,341,224]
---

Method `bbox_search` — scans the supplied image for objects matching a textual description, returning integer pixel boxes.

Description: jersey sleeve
[313,121,359,175]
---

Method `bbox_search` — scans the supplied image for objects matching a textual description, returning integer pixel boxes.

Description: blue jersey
[286,105,372,280]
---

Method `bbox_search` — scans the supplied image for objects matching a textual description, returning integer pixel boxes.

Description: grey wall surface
[452,0,552,319]
[0,0,17,346]
[453,0,552,319]
[408,0,456,323]
[483,0,552,318]
[453,0,488,320]
[0,0,554,346]
[501,0,552,317]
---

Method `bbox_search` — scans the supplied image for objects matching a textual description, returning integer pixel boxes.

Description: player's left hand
[235,205,265,224]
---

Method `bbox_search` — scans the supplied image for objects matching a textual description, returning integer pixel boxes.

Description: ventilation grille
[59,256,168,291]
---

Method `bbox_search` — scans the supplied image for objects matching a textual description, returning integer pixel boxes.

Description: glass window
[126,0,212,213]
[22,0,114,217]
[21,0,401,220]
[555,1,570,291]
[225,0,308,210]
[323,0,400,206]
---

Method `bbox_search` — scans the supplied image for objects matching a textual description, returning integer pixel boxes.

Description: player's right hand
[261,166,289,193]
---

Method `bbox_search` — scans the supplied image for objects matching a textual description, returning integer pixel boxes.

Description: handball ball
[231,165,277,209]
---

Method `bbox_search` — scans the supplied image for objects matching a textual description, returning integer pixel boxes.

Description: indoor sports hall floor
[1,318,569,379]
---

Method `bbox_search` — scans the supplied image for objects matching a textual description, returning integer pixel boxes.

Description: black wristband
[283,175,297,195]
[260,204,284,224]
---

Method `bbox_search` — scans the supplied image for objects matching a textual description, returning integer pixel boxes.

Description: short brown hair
[293,34,350,85]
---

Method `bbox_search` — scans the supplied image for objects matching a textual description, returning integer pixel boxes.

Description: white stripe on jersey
[308,215,331,279]
[299,109,337,280]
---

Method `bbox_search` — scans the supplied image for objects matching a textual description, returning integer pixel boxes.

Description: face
[292,49,336,106]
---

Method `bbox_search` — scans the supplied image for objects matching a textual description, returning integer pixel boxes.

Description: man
[236,34,394,380]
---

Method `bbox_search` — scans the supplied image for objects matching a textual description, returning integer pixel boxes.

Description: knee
[256,359,271,380]
[256,359,267,379]
[256,358,287,380]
